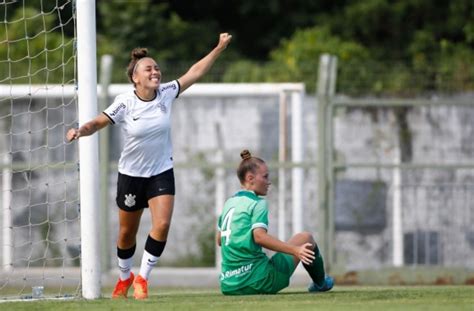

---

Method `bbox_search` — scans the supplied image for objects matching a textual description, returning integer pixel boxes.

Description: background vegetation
[96,0,474,95]
[0,0,473,95]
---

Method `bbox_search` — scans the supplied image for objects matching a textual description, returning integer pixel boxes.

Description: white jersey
[103,80,180,177]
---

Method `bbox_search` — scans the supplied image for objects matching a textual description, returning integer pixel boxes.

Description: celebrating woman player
[67,33,232,299]
[217,149,333,295]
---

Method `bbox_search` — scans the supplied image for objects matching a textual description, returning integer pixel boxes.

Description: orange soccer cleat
[112,272,135,299]
[133,274,148,300]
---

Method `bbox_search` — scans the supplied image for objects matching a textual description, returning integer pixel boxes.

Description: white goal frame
[76,0,100,299]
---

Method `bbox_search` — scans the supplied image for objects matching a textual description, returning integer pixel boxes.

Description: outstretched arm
[253,228,315,265]
[66,113,110,142]
[177,33,232,94]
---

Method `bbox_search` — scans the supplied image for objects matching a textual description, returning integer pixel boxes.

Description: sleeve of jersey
[161,80,180,100]
[174,80,181,98]
[103,97,127,124]
[251,200,269,231]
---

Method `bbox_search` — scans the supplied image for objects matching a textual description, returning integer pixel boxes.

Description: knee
[299,231,315,245]
[118,226,138,239]
[117,227,138,246]
[153,219,171,234]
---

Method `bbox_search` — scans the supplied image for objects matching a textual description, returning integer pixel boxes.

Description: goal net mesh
[0,0,80,300]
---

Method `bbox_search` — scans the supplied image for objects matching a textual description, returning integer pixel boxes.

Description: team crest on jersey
[124,193,136,207]
[159,103,167,113]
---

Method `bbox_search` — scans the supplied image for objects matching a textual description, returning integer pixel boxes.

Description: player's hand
[66,128,80,142]
[217,33,232,50]
[297,243,316,265]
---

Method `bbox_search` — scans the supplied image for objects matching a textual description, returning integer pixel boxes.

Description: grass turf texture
[1,286,473,310]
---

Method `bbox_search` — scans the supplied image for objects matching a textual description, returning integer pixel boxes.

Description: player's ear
[132,73,139,84]
[246,172,255,184]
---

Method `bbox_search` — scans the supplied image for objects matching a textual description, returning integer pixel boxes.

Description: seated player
[216,149,334,295]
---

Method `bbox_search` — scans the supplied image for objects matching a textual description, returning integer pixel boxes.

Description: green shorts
[223,253,296,295]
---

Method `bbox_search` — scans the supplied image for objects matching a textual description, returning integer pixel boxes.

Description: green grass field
[1,286,473,310]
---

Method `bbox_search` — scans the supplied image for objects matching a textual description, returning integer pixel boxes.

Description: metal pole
[2,153,12,271]
[317,55,330,261]
[393,146,403,266]
[76,0,101,299]
[291,90,304,234]
[326,56,337,267]
[278,91,287,240]
[317,54,337,268]
[99,55,113,272]
[214,122,225,269]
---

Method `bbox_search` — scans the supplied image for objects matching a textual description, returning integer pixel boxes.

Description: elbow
[253,230,265,246]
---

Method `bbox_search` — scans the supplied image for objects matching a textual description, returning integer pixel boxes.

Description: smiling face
[245,163,271,196]
[132,57,162,90]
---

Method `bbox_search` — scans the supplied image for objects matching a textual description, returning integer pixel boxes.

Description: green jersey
[217,190,271,292]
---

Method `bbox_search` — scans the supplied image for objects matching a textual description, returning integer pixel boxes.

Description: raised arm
[177,33,232,94]
[253,228,315,265]
[66,113,110,142]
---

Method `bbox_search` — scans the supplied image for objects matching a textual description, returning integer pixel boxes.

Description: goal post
[76,0,101,299]
[0,0,81,300]
[0,0,101,300]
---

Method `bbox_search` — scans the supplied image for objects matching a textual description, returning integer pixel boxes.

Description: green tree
[168,0,337,59]
[0,7,75,84]
[223,27,370,93]
[97,0,233,82]
[317,0,474,93]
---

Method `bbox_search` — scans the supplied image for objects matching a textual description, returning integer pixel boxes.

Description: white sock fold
[118,256,134,281]
[139,250,159,280]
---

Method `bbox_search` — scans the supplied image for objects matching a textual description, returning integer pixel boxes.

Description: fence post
[278,91,287,241]
[214,121,225,270]
[99,55,113,272]
[291,90,304,234]
[317,54,337,268]
[1,153,12,271]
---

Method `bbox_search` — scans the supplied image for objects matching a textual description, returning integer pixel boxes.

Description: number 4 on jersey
[221,208,235,246]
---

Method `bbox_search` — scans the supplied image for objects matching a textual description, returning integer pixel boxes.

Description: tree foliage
[194,0,472,94]
[0,6,75,84]
[1,0,472,93]
[97,0,230,82]
[223,27,371,93]
[220,0,474,95]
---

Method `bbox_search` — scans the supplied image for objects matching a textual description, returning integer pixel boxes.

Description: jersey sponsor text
[220,263,253,281]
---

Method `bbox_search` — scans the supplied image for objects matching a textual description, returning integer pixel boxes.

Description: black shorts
[116,168,175,211]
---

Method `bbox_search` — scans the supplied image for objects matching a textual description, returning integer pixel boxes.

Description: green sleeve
[251,199,269,231]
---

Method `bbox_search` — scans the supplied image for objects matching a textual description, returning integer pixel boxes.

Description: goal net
[0,0,80,300]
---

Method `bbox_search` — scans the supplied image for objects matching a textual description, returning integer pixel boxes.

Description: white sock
[118,256,134,281]
[139,250,159,280]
